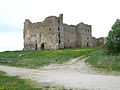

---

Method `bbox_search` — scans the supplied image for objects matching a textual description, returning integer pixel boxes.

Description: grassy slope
[0,47,99,68]
[86,50,120,72]
[0,71,40,90]
[0,47,99,90]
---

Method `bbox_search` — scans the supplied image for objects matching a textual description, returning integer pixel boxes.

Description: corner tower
[23,19,32,50]
[58,14,64,48]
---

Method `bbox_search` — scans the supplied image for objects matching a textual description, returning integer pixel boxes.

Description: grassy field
[86,50,120,72]
[0,47,99,68]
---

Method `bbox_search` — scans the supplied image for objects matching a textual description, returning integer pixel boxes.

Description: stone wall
[92,37,97,46]
[77,22,92,47]
[23,14,64,50]
[97,37,106,45]
[63,24,77,48]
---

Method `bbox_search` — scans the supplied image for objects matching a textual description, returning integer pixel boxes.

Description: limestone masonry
[23,14,93,50]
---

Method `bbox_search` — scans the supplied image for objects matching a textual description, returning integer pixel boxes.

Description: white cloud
[0,0,120,51]
[0,32,23,51]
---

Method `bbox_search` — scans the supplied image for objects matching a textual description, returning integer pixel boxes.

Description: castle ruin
[23,14,93,50]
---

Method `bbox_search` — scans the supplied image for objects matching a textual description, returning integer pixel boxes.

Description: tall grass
[0,47,99,68]
[86,50,120,72]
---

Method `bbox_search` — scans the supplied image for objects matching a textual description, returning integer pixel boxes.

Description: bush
[107,19,120,53]
[86,50,120,72]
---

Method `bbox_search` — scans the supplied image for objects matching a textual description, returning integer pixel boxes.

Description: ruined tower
[77,22,92,47]
[23,14,64,50]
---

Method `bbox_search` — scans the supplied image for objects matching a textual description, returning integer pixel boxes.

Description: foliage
[86,50,120,72]
[107,19,120,53]
[0,47,99,68]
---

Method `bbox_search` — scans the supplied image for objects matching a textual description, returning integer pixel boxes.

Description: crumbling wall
[92,37,97,46]
[77,22,92,47]
[23,17,56,50]
[23,14,64,50]
[63,24,77,48]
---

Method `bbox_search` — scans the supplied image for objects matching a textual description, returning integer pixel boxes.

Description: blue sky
[0,0,120,51]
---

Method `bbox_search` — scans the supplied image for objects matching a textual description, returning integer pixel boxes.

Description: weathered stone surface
[97,37,106,46]
[92,37,97,46]
[23,14,93,50]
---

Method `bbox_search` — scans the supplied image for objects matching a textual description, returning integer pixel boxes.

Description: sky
[0,0,120,51]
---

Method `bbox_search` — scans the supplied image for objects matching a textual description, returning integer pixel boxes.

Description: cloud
[0,32,23,51]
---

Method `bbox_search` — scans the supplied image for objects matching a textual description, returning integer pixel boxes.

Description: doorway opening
[35,44,37,50]
[87,43,89,46]
[41,43,44,50]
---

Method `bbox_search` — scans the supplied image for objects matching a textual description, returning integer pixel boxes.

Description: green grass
[0,71,40,90]
[0,47,99,68]
[0,47,101,90]
[86,50,120,72]
[0,71,68,90]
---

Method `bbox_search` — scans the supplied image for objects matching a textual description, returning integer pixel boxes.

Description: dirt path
[0,57,120,90]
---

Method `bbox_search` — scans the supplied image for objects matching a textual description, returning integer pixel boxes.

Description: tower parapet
[59,14,63,23]
[24,19,32,30]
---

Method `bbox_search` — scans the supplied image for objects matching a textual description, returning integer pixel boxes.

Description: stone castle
[23,14,93,50]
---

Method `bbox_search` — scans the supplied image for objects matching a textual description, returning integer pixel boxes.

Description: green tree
[107,19,120,53]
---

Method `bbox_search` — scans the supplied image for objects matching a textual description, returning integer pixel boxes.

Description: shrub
[107,19,120,53]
